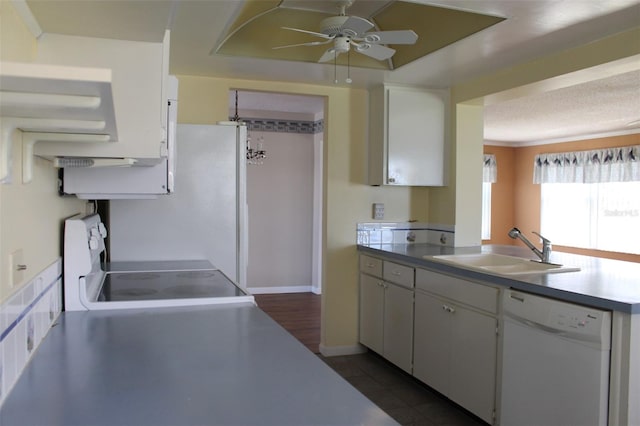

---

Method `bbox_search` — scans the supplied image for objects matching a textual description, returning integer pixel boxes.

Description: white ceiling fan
[273,0,418,64]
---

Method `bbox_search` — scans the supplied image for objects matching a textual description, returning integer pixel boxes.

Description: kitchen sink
[426,253,580,276]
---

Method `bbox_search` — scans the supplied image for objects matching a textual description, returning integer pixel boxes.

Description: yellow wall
[0,0,36,61]
[0,2,85,303]
[176,75,429,349]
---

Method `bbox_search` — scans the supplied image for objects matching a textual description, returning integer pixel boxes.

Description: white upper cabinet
[31,31,171,160]
[368,84,449,186]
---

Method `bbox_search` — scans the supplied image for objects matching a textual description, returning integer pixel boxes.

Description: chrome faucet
[508,227,552,263]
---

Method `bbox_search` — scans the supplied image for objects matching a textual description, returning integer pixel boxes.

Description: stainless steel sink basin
[426,253,580,276]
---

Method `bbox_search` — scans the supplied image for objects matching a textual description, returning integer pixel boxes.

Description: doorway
[229,90,325,295]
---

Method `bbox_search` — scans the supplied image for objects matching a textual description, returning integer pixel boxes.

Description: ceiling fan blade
[272,39,333,50]
[361,30,418,45]
[281,27,333,40]
[341,16,374,36]
[353,43,396,61]
[318,48,342,63]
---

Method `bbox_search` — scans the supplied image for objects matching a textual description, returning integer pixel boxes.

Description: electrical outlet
[9,249,25,288]
[373,203,385,220]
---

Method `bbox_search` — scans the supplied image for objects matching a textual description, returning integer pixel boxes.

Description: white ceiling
[24,0,640,144]
[484,69,640,144]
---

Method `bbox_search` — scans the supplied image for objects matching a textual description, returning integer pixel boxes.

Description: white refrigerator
[109,123,248,286]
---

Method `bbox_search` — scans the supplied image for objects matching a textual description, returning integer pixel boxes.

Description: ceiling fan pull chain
[334,51,338,84]
[346,49,352,84]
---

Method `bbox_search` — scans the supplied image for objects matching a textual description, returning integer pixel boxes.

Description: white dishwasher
[500,290,611,426]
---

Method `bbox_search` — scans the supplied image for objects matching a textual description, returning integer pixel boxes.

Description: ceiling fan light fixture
[334,36,351,53]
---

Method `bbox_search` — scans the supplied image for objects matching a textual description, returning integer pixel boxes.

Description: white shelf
[0,61,118,183]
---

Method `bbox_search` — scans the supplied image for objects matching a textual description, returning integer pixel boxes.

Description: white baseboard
[319,343,367,357]
[248,285,313,294]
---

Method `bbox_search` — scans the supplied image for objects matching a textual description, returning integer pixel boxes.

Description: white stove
[63,213,254,310]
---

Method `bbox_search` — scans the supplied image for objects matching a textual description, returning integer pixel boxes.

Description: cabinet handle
[366,263,375,268]
[391,270,402,276]
[442,304,455,313]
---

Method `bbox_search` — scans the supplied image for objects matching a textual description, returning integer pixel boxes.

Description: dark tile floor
[319,351,487,426]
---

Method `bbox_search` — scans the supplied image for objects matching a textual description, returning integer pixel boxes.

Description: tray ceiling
[215,0,505,70]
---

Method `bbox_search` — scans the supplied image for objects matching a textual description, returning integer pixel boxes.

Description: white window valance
[483,154,497,183]
[533,145,640,184]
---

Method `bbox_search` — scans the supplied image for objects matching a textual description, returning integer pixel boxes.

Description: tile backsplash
[357,222,455,246]
[0,258,62,407]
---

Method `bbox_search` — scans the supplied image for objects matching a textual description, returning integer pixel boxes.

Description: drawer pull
[509,294,525,303]
[366,263,375,268]
[392,271,402,276]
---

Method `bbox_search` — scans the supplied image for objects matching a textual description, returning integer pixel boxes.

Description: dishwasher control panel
[503,290,611,348]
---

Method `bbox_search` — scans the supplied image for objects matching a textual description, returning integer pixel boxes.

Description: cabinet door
[383,283,414,373]
[359,273,384,354]
[413,291,451,395]
[386,88,446,186]
[450,307,497,424]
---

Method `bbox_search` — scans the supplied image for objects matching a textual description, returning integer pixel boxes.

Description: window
[541,181,640,254]
[482,154,497,240]
[536,145,640,255]
[481,182,492,240]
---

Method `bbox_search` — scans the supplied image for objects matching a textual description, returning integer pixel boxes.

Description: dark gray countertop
[359,243,640,314]
[0,303,397,426]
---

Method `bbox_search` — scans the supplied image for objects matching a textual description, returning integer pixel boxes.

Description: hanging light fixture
[232,90,266,165]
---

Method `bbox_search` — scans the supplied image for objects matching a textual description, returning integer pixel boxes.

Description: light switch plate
[9,249,25,288]
[373,203,385,220]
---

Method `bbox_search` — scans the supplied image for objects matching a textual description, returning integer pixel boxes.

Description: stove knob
[89,236,99,250]
[98,223,108,238]
[90,227,100,237]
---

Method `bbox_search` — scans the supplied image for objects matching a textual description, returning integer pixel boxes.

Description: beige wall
[246,130,315,289]
[175,75,429,349]
[0,2,85,303]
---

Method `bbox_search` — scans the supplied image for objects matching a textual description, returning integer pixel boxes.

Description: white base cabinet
[359,273,385,354]
[359,256,414,373]
[382,281,414,372]
[414,269,498,424]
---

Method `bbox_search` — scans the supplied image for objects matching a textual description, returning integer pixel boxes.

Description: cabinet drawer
[383,261,415,289]
[359,255,382,277]
[416,268,498,313]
